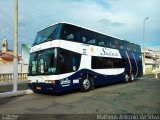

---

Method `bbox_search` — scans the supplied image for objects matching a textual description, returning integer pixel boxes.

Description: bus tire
[124,73,129,83]
[129,73,134,82]
[80,76,92,92]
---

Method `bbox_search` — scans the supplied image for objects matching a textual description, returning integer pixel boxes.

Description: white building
[142,49,160,74]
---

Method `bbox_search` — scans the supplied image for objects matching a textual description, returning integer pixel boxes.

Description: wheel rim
[125,74,129,82]
[83,78,90,90]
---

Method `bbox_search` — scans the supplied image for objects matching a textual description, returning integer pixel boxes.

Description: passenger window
[82,37,87,42]
[67,34,74,40]
[91,56,125,69]
[132,44,141,53]
[127,43,132,51]
[97,34,110,47]
[98,41,105,46]
[119,40,126,50]
[80,29,96,45]
[88,39,96,44]
[58,48,81,74]
[110,38,118,49]
[61,24,79,42]
[132,44,137,52]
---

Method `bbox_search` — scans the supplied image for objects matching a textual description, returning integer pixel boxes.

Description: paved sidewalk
[0,80,33,98]
[0,89,33,98]
[0,80,29,86]
[0,80,29,93]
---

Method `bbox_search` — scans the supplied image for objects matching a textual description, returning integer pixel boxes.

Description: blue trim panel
[28,68,125,93]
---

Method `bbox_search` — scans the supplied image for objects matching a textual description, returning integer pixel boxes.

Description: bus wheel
[124,73,129,83]
[80,77,92,92]
[129,73,134,82]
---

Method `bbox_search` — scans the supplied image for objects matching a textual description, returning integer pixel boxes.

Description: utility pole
[13,0,18,92]
[143,17,149,75]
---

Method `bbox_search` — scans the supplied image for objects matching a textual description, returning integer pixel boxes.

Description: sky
[0,0,160,52]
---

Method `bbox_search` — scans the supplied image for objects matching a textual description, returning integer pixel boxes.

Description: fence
[0,73,28,82]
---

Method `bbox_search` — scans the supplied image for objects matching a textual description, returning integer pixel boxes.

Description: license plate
[36,87,41,90]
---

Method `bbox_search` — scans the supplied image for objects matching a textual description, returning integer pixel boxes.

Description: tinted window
[137,45,141,53]
[119,40,127,50]
[113,59,125,68]
[127,43,132,51]
[33,25,59,45]
[28,52,37,75]
[28,48,58,76]
[97,34,110,47]
[132,44,141,53]
[61,24,79,42]
[80,29,96,45]
[92,56,125,69]
[110,38,118,49]
[92,57,113,69]
[58,48,81,74]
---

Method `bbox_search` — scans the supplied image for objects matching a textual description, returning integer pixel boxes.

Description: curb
[0,89,33,98]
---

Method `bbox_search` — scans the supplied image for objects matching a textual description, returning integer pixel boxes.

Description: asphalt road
[0,75,160,120]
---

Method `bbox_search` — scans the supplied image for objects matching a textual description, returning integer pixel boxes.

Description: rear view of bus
[28,23,143,93]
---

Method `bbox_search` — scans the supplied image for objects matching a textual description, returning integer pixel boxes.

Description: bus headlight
[45,80,56,84]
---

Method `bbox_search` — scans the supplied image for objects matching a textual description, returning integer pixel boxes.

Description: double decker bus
[28,22,143,93]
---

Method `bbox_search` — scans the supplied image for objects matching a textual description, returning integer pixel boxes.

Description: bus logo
[101,47,119,57]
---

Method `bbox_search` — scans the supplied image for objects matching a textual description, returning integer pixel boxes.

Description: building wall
[0,64,28,74]
[142,49,160,74]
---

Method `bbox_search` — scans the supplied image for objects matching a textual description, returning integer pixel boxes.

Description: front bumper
[28,82,60,93]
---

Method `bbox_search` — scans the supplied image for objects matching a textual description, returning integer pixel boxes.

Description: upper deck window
[127,43,132,51]
[110,38,118,49]
[119,40,126,50]
[80,29,96,45]
[61,24,79,42]
[97,34,110,47]
[132,44,141,53]
[33,24,59,45]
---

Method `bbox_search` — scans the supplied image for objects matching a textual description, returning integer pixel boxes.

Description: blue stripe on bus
[28,68,125,93]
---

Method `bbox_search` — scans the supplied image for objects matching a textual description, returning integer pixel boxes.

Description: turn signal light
[51,80,56,84]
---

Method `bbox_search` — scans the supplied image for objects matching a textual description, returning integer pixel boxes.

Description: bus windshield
[33,24,59,45]
[28,48,58,76]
